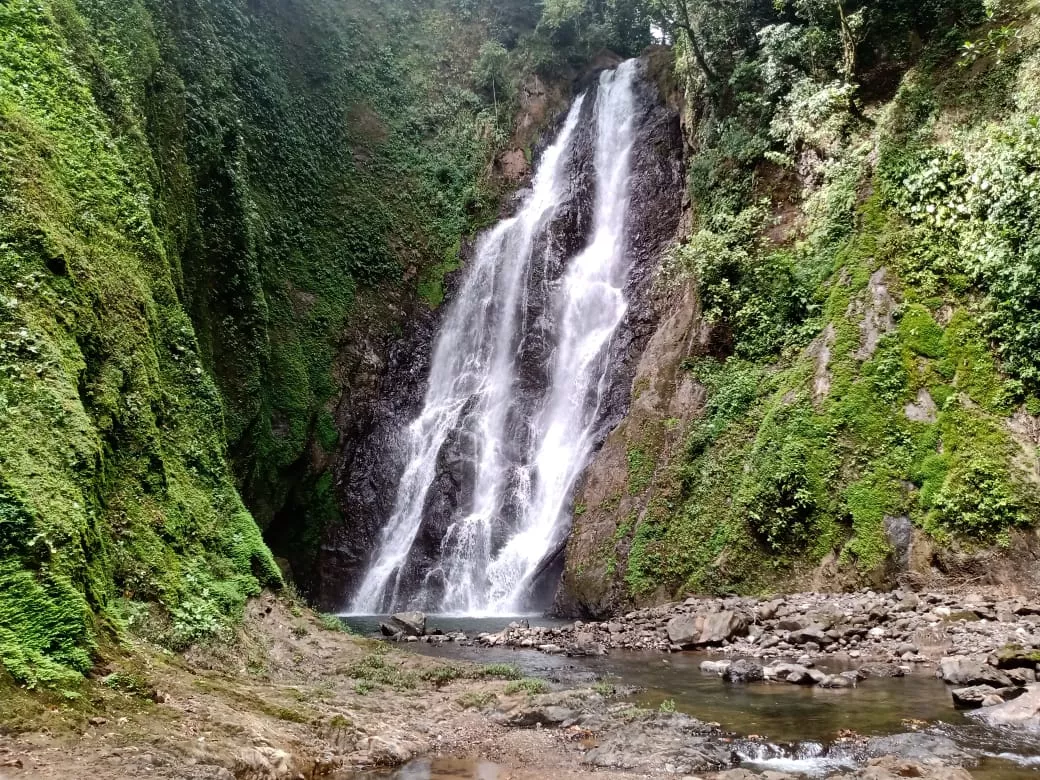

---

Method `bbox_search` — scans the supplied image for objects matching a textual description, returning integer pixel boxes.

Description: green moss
[626,447,655,496]
[615,28,1040,598]
[899,304,945,359]
[0,0,283,684]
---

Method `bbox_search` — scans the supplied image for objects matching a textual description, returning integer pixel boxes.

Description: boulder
[757,599,783,621]
[763,663,824,685]
[994,644,1040,670]
[818,674,854,688]
[777,617,810,632]
[666,611,747,647]
[1008,667,1037,686]
[722,659,763,684]
[951,685,1000,709]
[972,684,1040,732]
[701,610,749,644]
[938,657,1013,688]
[789,626,829,646]
[387,611,426,636]
[665,614,702,646]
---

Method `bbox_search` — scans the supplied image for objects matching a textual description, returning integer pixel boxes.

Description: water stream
[342,616,1040,779]
[350,60,641,615]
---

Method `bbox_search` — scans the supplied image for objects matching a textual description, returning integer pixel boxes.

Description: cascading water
[349,60,640,615]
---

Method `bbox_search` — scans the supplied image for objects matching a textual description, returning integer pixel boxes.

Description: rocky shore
[8,591,1040,779]
[381,588,1040,717]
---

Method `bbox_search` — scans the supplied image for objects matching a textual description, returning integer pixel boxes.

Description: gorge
[3,0,1040,776]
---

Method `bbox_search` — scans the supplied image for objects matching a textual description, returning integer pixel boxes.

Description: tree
[649,0,718,82]
[472,41,511,118]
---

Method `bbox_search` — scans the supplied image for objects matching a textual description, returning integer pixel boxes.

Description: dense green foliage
[4,0,1039,683]
[0,0,589,685]
[612,0,1040,600]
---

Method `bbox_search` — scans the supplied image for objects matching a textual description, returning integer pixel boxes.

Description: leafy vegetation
[503,677,550,695]
[604,0,1040,602]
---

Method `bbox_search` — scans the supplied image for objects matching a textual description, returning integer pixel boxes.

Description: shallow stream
[341,616,1040,779]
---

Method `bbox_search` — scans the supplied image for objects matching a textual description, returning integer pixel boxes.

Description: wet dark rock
[722,659,763,684]
[492,704,577,728]
[763,663,822,685]
[994,643,1040,669]
[777,617,810,632]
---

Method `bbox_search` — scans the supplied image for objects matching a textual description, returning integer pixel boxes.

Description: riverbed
[342,615,1040,779]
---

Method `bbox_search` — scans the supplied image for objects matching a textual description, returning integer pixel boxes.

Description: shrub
[503,678,549,695]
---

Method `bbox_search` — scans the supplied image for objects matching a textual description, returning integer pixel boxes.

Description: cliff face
[556,11,1040,614]
[0,0,547,684]
[316,53,684,612]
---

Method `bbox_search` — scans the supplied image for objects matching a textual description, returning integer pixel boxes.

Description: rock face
[317,53,684,612]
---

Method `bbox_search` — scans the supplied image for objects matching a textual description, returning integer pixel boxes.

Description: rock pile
[453,590,1040,668]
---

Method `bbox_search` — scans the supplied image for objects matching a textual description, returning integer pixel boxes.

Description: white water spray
[350,60,640,615]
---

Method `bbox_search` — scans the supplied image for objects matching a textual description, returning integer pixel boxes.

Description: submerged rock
[581,712,733,774]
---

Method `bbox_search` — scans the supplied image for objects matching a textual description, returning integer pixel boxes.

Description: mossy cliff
[560,1,1040,615]
[0,0,571,687]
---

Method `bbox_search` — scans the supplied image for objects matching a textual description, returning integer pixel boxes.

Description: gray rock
[789,626,828,645]
[938,657,1013,688]
[818,674,854,688]
[388,611,426,636]
[581,713,733,774]
[1008,667,1037,685]
[865,733,974,765]
[665,615,702,646]
[492,704,577,728]
[666,611,747,647]
[951,685,1000,708]
[972,683,1040,732]
[764,663,823,685]
[757,600,783,621]
[777,617,810,632]
[700,660,731,676]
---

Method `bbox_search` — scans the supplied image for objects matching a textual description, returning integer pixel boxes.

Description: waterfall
[349,59,640,615]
